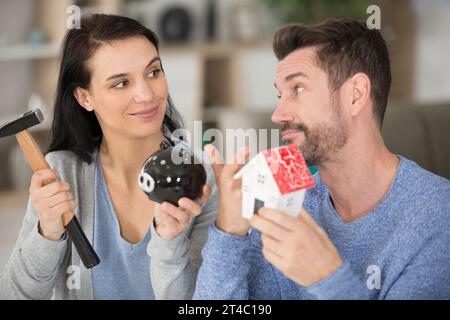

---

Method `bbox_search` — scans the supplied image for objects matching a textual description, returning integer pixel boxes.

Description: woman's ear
[74,87,94,112]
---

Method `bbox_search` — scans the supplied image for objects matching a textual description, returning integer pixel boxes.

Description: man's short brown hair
[273,19,391,128]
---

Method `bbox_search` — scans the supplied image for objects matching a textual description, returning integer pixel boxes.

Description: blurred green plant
[261,0,374,25]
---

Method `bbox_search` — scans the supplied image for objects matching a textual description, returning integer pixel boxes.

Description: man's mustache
[281,122,309,135]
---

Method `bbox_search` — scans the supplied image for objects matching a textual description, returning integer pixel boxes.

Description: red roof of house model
[263,145,316,195]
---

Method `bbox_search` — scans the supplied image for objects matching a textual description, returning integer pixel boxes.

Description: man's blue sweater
[194,157,450,299]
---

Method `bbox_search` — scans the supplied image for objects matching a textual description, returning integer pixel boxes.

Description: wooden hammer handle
[15,130,74,226]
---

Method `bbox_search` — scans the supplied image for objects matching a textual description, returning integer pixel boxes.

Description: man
[193,19,450,299]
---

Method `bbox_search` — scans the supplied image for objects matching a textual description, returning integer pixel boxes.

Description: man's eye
[113,80,128,89]
[147,69,161,78]
[295,86,305,94]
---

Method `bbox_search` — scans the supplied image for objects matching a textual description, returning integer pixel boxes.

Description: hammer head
[0,109,44,138]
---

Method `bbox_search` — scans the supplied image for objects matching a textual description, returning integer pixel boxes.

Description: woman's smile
[129,106,159,119]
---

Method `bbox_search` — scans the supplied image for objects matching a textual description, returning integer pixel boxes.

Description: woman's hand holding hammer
[29,169,76,241]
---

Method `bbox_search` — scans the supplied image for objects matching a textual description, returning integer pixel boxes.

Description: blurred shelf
[0,41,270,63]
[0,43,60,61]
[160,41,271,57]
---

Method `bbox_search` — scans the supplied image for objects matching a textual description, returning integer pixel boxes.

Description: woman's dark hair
[47,14,184,163]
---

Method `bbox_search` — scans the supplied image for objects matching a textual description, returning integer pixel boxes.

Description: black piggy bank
[138,140,207,205]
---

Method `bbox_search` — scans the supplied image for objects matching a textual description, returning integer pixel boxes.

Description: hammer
[0,109,100,269]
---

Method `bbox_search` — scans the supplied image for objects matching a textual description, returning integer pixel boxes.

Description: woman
[0,14,217,300]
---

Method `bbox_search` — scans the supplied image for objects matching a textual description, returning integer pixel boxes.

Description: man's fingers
[261,233,281,251]
[262,245,284,268]
[205,144,250,181]
[222,146,250,179]
[249,213,289,241]
[258,207,297,232]
[197,185,212,206]
[204,144,224,181]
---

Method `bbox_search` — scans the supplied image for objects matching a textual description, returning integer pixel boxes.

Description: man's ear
[347,73,371,117]
[74,87,94,112]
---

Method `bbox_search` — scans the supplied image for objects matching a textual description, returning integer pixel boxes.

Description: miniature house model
[234,145,316,219]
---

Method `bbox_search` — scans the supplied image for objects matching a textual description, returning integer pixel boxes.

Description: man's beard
[281,99,348,166]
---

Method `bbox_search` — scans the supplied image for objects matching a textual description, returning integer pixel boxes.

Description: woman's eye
[113,80,128,89]
[147,69,161,78]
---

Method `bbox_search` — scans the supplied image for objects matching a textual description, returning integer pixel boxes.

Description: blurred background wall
[0,0,449,270]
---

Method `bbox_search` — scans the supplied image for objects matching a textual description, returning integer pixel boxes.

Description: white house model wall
[235,145,316,220]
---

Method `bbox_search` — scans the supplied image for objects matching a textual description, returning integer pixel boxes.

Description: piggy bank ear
[138,172,155,193]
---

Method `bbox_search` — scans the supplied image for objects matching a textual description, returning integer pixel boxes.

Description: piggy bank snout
[138,172,155,194]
